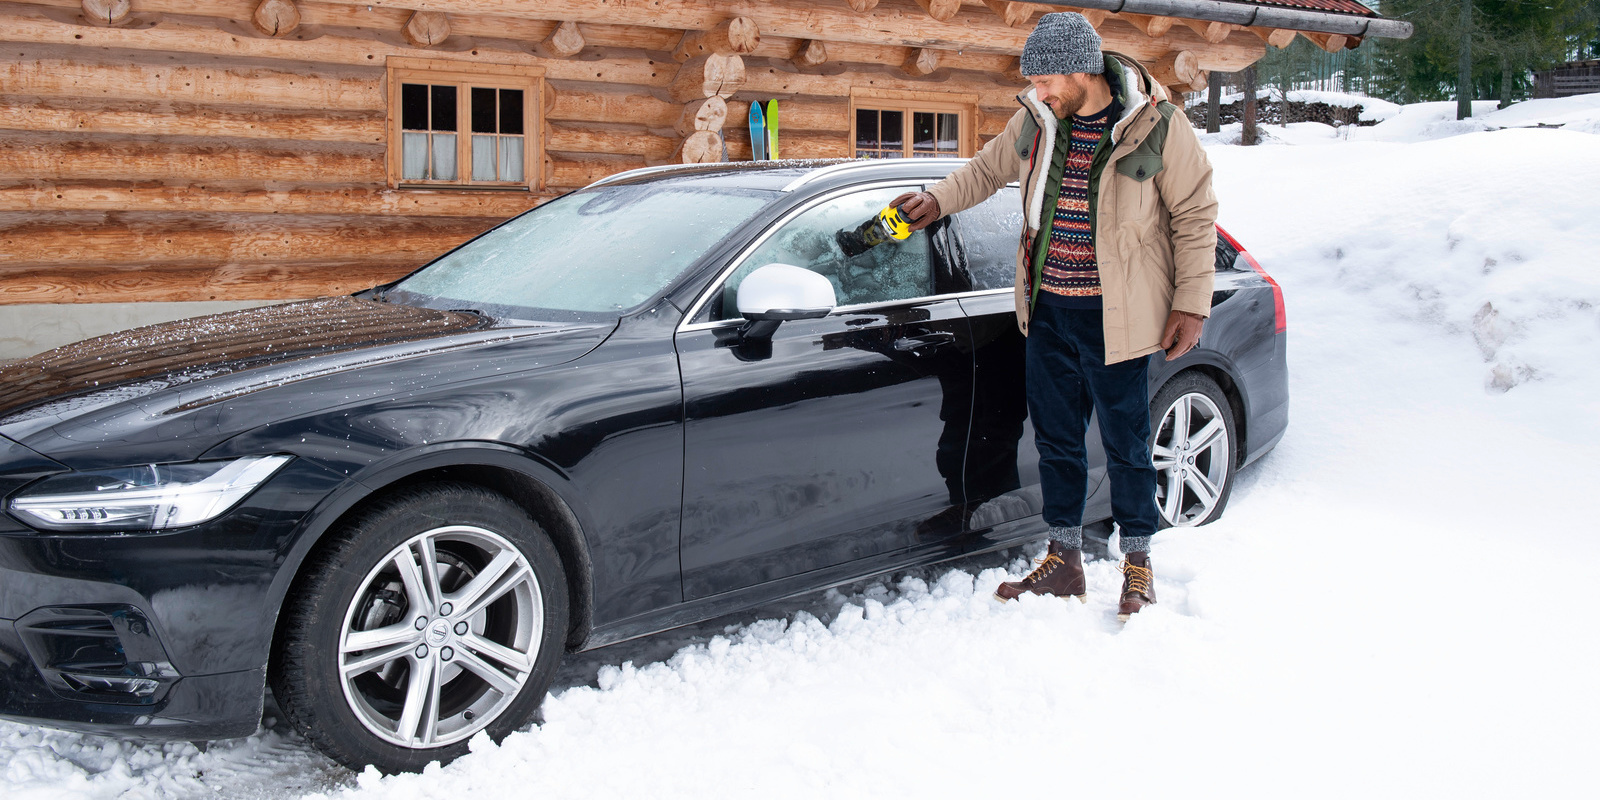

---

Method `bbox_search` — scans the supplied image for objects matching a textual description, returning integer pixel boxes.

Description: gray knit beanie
[1020,12,1104,77]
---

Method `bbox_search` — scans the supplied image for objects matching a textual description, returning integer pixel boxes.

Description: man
[893,12,1217,620]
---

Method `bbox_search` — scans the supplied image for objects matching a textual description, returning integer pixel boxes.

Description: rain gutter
[1011,0,1415,39]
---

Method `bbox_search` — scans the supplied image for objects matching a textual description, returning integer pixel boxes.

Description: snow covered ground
[4,96,1598,799]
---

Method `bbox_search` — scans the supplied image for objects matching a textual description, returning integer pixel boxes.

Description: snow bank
[1361,93,1600,141]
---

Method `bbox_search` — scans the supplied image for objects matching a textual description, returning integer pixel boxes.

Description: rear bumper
[0,618,264,740]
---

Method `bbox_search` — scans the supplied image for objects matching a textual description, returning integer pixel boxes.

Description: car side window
[952,188,1023,292]
[711,186,932,321]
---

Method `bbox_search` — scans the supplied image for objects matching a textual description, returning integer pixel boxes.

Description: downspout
[1009,0,1415,40]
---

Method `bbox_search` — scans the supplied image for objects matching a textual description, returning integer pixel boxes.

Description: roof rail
[779,157,969,193]
[586,163,709,189]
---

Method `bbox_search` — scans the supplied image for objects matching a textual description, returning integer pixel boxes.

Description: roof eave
[1012,0,1415,40]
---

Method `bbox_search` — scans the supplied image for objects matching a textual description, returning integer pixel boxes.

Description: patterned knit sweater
[1037,107,1112,308]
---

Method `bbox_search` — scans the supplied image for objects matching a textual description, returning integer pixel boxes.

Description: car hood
[0,297,611,466]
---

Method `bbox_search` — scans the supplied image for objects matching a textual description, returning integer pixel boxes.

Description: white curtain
[431,133,457,181]
[403,132,428,180]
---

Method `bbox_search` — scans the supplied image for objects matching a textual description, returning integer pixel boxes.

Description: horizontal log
[0,52,383,111]
[545,82,682,128]
[1249,26,1298,50]
[0,8,674,87]
[0,212,495,268]
[676,96,728,136]
[673,17,761,61]
[0,95,384,143]
[0,133,385,184]
[0,261,422,304]
[670,54,746,102]
[546,121,681,161]
[544,153,649,189]
[978,107,1016,137]
[720,128,844,161]
[0,181,552,217]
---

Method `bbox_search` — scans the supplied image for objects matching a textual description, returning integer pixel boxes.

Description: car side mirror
[735,263,837,341]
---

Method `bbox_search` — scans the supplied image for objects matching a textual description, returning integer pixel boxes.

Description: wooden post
[669,54,745,102]
[540,21,585,58]
[981,0,1031,28]
[904,48,941,77]
[251,0,301,37]
[82,0,130,25]
[913,0,962,23]
[795,39,828,68]
[1242,64,1258,146]
[673,17,760,62]
[403,11,452,48]
[1206,70,1222,133]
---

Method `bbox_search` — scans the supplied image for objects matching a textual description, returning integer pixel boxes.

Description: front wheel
[1150,373,1237,528]
[271,483,569,774]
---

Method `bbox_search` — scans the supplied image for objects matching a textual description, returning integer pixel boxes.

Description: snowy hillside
[4,96,1598,799]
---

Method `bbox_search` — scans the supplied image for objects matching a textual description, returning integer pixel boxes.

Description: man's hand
[1160,310,1205,361]
[890,192,941,231]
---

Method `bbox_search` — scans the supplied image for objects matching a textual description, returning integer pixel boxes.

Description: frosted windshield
[394,184,775,317]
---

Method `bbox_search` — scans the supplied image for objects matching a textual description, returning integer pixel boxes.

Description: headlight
[8,456,292,532]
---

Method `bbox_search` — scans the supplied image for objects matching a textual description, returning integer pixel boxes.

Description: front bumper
[0,616,266,739]
[0,456,348,739]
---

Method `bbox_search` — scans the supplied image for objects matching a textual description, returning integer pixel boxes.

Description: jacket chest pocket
[1115,154,1163,182]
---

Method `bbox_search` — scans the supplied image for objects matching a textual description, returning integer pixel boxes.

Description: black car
[0,158,1287,773]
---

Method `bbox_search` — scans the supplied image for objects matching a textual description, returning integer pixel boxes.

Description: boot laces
[1121,560,1153,598]
[1023,553,1064,584]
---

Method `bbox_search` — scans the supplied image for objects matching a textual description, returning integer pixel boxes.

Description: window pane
[431,132,457,180]
[912,111,935,151]
[471,87,496,133]
[499,136,524,181]
[401,83,428,130]
[937,113,959,152]
[395,185,774,316]
[430,85,457,131]
[880,110,903,150]
[472,134,496,181]
[500,89,524,135]
[856,108,879,149]
[954,189,1024,291]
[714,185,931,318]
[403,131,429,180]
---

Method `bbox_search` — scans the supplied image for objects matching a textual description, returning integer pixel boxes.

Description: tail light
[1218,226,1285,334]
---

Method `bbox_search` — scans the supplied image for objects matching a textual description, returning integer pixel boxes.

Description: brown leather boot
[994,541,1086,603]
[1117,552,1156,621]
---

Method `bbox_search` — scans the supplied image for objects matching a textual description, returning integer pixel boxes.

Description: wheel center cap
[427,620,451,646]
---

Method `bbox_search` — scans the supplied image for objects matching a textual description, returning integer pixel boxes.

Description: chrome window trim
[586,163,709,188]
[676,289,1010,334]
[677,178,932,332]
[777,158,969,193]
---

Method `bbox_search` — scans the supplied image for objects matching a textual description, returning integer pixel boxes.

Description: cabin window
[387,59,544,190]
[849,94,974,159]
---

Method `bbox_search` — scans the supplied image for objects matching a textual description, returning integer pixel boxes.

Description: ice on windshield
[397,184,774,315]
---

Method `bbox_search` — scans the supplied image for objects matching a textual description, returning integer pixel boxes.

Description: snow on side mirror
[735,263,836,340]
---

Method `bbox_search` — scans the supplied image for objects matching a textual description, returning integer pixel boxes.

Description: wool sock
[1120,534,1151,555]
[1047,525,1083,549]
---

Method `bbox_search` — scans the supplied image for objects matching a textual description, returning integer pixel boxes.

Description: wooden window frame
[386,57,545,191]
[848,88,978,160]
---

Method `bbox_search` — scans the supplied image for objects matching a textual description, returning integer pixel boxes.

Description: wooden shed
[0,0,1409,357]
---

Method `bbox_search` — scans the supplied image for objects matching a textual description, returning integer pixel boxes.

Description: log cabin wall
[0,0,1304,357]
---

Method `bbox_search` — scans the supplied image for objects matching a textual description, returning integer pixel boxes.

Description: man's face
[1028,73,1092,119]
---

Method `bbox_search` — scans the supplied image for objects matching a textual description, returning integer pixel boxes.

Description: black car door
[946,188,1110,537]
[673,182,977,600]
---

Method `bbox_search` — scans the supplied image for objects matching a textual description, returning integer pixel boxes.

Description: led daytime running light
[9,456,292,531]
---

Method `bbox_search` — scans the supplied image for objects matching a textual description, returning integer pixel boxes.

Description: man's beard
[1048,83,1086,119]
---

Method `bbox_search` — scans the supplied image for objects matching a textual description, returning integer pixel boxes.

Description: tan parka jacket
[926,52,1218,365]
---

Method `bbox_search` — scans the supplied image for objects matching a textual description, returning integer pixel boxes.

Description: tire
[1150,372,1238,528]
[271,483,569,774]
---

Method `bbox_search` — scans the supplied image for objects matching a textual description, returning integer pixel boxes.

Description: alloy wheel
[1152,391,1231,527]
[337,525,542,749]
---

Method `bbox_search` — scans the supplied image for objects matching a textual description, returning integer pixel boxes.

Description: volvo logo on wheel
[427,620,450,646]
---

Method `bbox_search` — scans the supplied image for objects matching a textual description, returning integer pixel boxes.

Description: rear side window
[953,189,1023,291]
[1215,229,1242,271]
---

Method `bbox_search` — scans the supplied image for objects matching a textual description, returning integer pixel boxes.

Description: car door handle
[892,332,956,352]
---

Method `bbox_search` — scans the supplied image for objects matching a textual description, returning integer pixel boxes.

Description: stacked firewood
[1186,98,1376,127]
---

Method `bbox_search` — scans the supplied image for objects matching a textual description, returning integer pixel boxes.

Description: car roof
[586,158,969,195]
